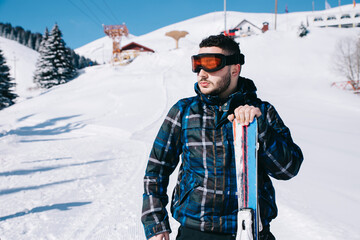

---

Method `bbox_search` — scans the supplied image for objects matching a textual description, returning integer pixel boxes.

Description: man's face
[197,47,233,98]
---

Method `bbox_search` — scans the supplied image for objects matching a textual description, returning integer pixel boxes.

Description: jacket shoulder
[164,96,199,123]
[172,96,199,111]
[258,101,280,119]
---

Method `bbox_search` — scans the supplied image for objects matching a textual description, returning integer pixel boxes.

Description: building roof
[121,42,155,52]
[234,19,262,31]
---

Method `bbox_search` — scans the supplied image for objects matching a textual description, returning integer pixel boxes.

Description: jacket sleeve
[257,102,303,180]
[141,102,183,239]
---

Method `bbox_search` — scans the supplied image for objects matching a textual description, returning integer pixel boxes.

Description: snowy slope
[76,4,360,63]
[0,37,40,101]
[75,11,277,63]
[1,5,360,240]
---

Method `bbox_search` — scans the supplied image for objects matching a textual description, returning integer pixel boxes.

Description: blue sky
[0,0,357,49]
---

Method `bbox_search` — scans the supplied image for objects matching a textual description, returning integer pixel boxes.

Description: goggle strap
[226,54,245,65]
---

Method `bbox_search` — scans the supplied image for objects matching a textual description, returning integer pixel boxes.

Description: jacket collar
[194,76,258,110]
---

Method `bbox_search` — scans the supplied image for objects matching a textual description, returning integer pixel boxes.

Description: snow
[1,4,360,240]
[0,37,40,101]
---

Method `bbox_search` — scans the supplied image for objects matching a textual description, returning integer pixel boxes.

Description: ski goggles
[191,53,245,73]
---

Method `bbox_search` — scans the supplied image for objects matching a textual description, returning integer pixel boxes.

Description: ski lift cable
[66,0,102,28]
[89,0,118,24]
[80,0,104,25]
[102,0,122,24]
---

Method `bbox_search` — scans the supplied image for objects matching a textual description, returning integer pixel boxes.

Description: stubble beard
[200,69,232,96]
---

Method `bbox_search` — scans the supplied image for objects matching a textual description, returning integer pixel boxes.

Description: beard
[199,69,232,96]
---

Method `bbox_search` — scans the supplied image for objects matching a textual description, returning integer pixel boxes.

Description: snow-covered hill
[75,4,360,64]
[1,5,360,240]
[0,37,40,101]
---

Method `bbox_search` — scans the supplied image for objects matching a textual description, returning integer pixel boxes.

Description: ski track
[0,122,149,240]
[65,63,179,239]
[0,52,183,240]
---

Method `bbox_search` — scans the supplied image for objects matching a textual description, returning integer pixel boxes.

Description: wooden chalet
[121,42,155,53]
[119,42,155,64]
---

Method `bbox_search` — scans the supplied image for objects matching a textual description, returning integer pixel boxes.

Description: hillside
[0,36,40,101]
[1,5,360,240]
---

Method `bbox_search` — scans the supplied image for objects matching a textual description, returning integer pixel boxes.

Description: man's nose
[198,69,208,78]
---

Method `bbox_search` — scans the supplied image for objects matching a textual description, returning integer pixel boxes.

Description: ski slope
[0,37,40,101]
[1,5,360,240]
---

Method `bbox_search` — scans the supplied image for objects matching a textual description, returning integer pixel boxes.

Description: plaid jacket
[142,77,303,239]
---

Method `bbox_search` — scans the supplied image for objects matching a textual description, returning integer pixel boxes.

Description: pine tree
[1,22,96,69]
[24,30,31,46]
[33,24,77,89]
[48,24,77,84]
[0,48,17,110]
[34,33,42,51]
[33,28,56,88]
[298,23,309,38]
[27,34,35,49]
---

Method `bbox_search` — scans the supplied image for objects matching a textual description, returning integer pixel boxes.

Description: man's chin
[199,87,215,96]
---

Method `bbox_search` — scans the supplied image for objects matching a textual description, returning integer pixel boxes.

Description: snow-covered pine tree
[33,27,56,88]
[33,24,77,89]
[47,24,77,85]
[0,48,17,110]
[298,23,309,38]
[34,33,42,51]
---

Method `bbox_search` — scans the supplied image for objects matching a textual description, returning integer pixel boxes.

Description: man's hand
[227,104,262,126]
[149,232,170,240]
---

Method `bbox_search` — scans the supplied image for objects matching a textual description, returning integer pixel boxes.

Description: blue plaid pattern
[142,77,303,239]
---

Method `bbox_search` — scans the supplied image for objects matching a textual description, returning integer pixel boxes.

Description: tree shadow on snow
[0,173,109,196]
[16,114,36,122]
[0,159,112,177]
[22,157,73,164]
[0,178,78,195]
[2,115,85,138]
[19,137,82,143]
[0,201,92,221]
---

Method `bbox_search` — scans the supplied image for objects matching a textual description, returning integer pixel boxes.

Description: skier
[142,34,303,240]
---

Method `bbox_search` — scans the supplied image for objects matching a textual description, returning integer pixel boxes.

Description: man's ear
[231,64,241,76]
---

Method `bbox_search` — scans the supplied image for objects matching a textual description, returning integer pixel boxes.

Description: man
[142,34,303,240]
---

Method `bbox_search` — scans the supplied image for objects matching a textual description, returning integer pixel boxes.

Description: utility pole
[10,52,18,91]
[312,1,315,12]
[102,43,105,64]
[339,0,343,13]
[275,0,278,30]
[224,0,227,32]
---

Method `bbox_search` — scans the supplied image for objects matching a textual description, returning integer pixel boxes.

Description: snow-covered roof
[234,19,262,31]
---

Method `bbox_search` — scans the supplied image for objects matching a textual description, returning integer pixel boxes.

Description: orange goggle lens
[191,53,243,73]
[199,56,222,69]
[192,55,224,73]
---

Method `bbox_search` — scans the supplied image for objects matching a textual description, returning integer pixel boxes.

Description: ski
[233,118,260,240]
